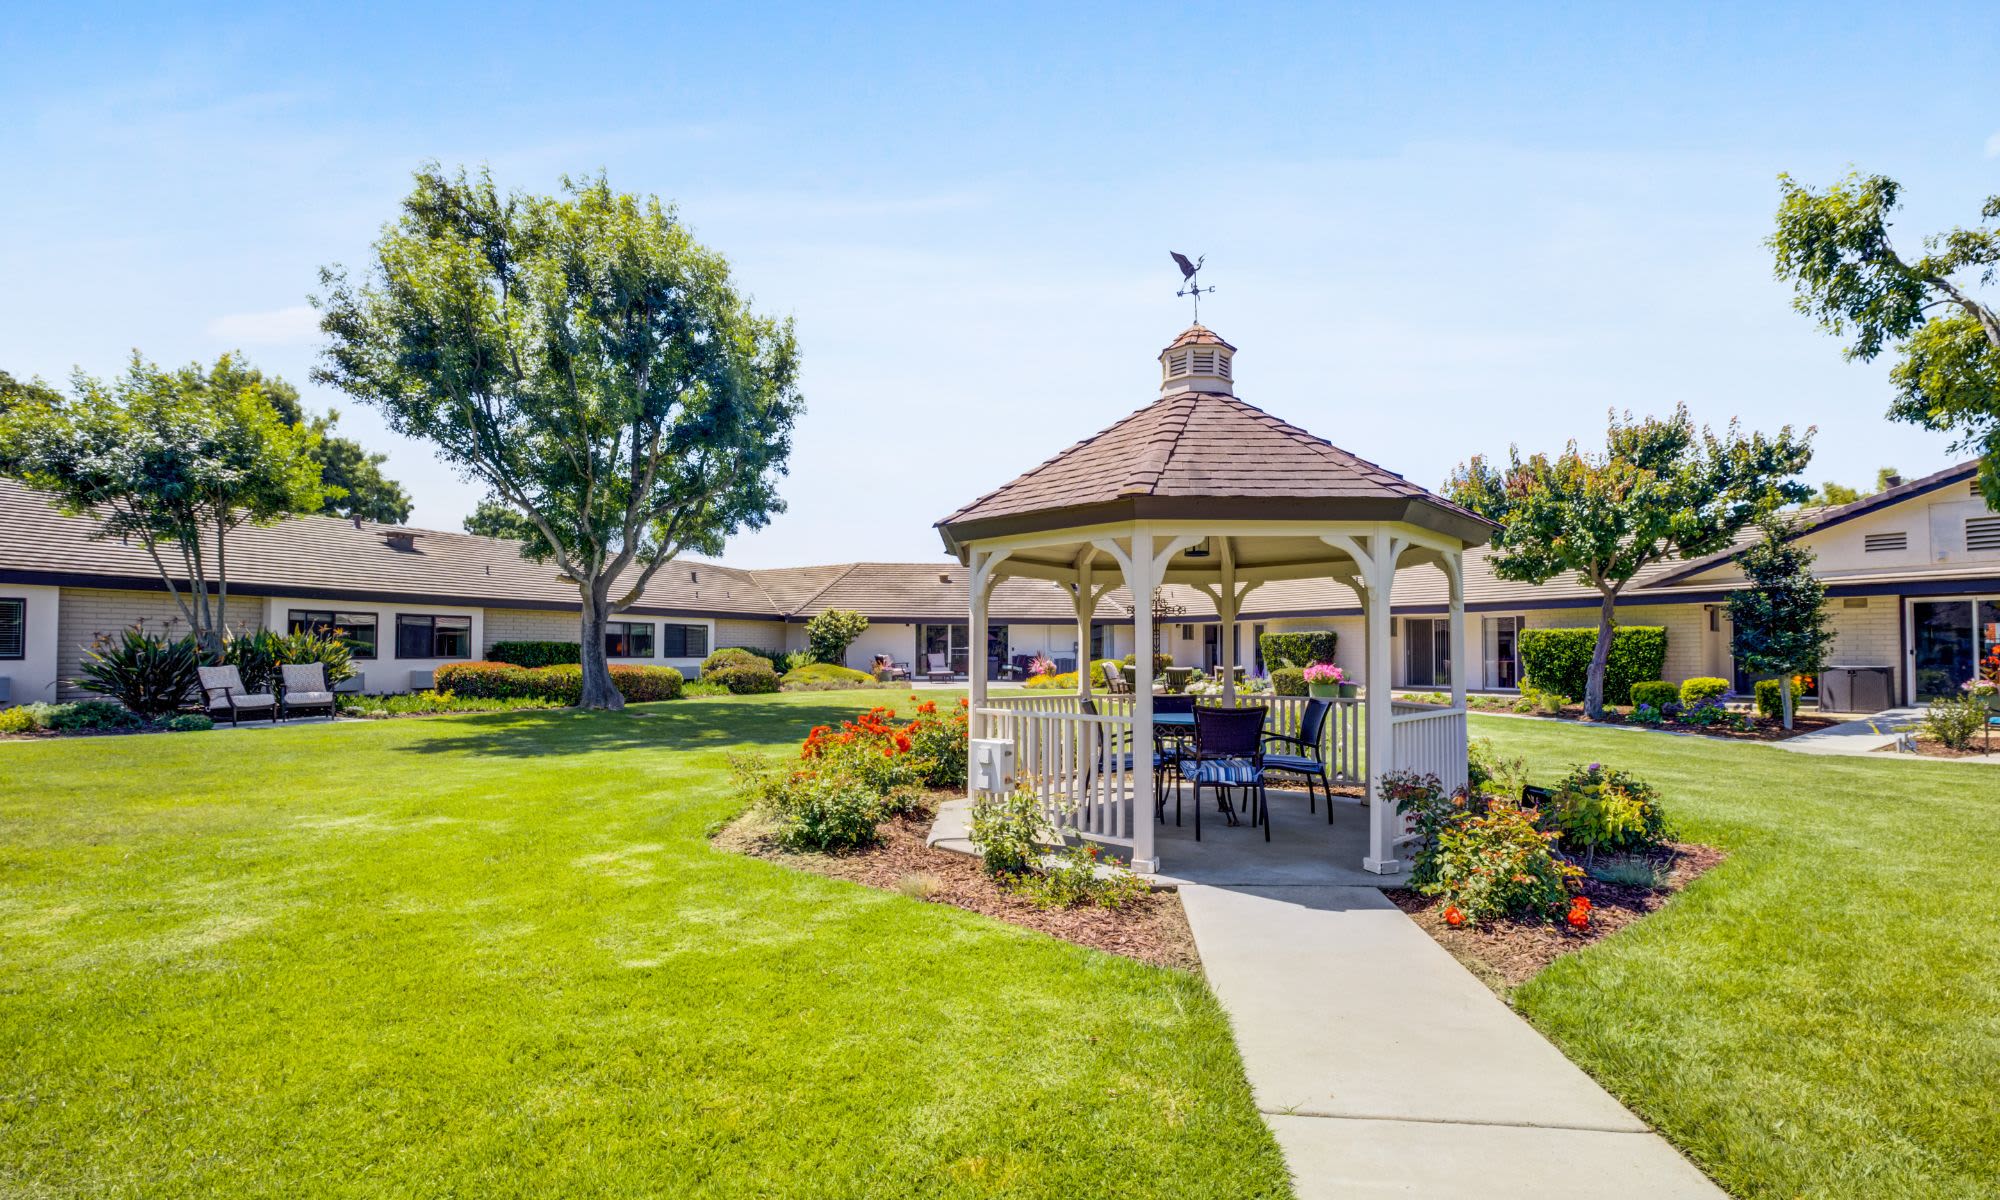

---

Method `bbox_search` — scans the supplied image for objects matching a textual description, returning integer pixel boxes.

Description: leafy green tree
[1448,406,1811,716]
[0,353,329,651]
[220,359,413,524]
[315,165,803,709]
[804,609,869,666]
[463,498,535,540]
[1812,480,1862,506]
[1726,521,1835,730]
[1771,173,2000,500]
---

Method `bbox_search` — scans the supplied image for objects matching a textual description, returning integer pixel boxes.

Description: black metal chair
[1183,705,1270,841]
[1261,698,1334,822]
[1152,694,1195,825]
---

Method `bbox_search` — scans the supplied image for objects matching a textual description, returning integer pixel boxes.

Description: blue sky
[3,2,1996,566]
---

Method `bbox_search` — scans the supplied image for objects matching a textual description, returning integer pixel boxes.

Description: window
[0,598,22,660]
[288,609,378,659]
[1863,531,1907,553]
[657,623,709,659]
[395,614,471,659]
[605,621,654,658]
[1967,517,2000,553]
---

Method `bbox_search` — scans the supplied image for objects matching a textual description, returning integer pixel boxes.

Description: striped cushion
[1186,757,1262,785]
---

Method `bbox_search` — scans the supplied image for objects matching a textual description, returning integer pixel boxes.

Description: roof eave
[937,494,1495,553]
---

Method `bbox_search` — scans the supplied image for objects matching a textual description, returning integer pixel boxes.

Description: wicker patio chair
[280,663,338,721]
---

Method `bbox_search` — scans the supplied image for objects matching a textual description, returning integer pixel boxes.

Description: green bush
[1121,652,1174,676]
[1270,666,1307,696]
[44,700,144,732]
[1753,677,1813,719]
[1923,695,1987,750]
[1629,703,1664,725]
[431,661,682,703]
[340,690,562,718]
[1258,630,1338,668]
[804,609,869,666]
[1541,763,1671,865]
[1680,676,1730,707]
[781,662,875,688]
[222,628,356,695]
[1517,626,1667,706]
[75,628,202,717]
[969,791,1049,878]
[707,662,781,694]
[702,647,778,677]
[0,706,39,734]
[1628,680,1678,710]
[1513,686,1568,715]
[162,714,214,733]
[1008,841,1149,910]
[1467,738,1526,800]
[1425,805,1580,925]
[488,640,581,668]
[762,772,885,852]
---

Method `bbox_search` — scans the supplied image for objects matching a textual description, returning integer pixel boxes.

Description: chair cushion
[1186,757,1262,785]
[1262,753,1325,776]
[218,692,277,708]
[284,691,335,706]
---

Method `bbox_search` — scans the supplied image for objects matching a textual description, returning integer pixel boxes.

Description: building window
[0,598,22,660]
[288,609,379,659]
[657,623,709,659]
[395,614,472,659]
[605,621,654,658]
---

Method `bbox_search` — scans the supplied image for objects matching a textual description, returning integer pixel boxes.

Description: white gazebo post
[966,549,1008,765]
[1073,549,1098,700]
[1126,532,1158,873]
[1327,529,1408,874]
[1446,550,1467,709]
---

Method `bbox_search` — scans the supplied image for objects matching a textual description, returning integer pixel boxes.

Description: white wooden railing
[1390,700,1469,796]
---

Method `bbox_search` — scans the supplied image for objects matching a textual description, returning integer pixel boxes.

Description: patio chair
[924,653,955,682]
[1151,694,1195,825]
[197,665,277,726]
[1261,698,1334,822]
[1184,705,1270,841]
[871,654,910,682]
[1079,698,1181,809]
[1098,661,1132,695]
[280,662,338,722]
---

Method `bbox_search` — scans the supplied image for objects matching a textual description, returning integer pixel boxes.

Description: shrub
[1387,771,1465,889]
[1754,677,1814,719]
[1517,626,1667,705]
[0,706,39,734]
[43,700,144,732]
[1467,738,1526,800]
[1270,666,1307,696]
[432,661,682,703]
[75,627,202,717]
[1541,763,1671,865]
[1259,630,1338,669]
[804,609,869,666]
[1025,660,1121,690]
[1513,686,1568,715]
[1628,680,1678,710]
[708,662,781,694]
[162,714,214,733]
[1009,840,1149,910]
[222,628,356,695]
[1121,652,1174,675]
[763,772,885,852]
[784,650,815,672]
[781,662,875,688]
[340,690,561,717]
[1923,694,1987,750]
[702,647,779,676]
[969,791,1049,877]
[1679,676,1730,707]
[1680,702,1731,727]
[1629,703,1663,725]
[488,640,581,668]
[1424,806,1581,925]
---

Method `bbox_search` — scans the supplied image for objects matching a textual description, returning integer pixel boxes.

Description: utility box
[969,738,1015,796]
[1821,666,1895,714]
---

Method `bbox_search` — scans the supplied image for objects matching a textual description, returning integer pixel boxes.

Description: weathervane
[1170,251,1214,322]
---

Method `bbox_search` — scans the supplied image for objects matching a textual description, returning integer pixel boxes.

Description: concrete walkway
[1181,884,1723,1199]
[1770,706,1919,756]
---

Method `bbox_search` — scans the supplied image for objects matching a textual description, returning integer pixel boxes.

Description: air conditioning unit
[408,668,436,690]
[970,738,1015,795]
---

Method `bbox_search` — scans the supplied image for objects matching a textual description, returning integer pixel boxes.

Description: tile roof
[1163,323,1235,351]
[937,390,1491,532]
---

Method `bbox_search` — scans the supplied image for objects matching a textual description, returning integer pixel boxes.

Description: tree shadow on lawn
[389,696,895,759]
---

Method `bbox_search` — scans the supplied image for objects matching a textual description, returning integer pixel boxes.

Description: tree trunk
[1781,674,1794,732]
[1585,590,1617,718]
[577,592,625,711]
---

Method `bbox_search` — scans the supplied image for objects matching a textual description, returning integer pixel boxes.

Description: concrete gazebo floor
[927,785,1410,888]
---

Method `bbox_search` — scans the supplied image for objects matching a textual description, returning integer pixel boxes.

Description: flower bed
[1451,691,1841,741]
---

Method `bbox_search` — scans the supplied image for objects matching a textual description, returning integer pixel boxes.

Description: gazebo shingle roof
[937,389,1490,539]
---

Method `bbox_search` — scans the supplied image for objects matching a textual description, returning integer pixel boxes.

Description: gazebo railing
[974,703,1137,848]
[1389,700,1469,796]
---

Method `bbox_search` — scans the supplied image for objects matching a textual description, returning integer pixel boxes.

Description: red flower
[1443,906,1465,927]
[1567,908,1590,929]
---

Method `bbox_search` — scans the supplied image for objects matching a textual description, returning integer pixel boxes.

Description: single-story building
[2,461,1996,708]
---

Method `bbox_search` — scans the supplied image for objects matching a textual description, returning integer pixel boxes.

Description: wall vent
[1843,597,1869,609]
[1863,531,1907,553]
[1967,516,2000,552]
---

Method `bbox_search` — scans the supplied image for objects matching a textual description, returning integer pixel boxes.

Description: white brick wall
[56,586,264,699]
[1823,597,1898,667]
[482,608,580,651]
[714,618,787,655]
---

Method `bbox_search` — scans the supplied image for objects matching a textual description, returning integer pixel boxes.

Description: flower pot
[1308,681,1341,699]
[1338,683,1360,699]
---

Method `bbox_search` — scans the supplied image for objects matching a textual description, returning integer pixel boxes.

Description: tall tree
[0,353,328,651]
[1447,406,1812,716]
[214,358,414,524]
[315,165,803,709]
[1726,520,1835,731]
[1771,173,2000,499]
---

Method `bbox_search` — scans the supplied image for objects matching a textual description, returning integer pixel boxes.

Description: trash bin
[1821,665,1895,714]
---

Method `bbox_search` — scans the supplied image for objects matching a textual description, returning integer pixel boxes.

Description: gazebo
[936,324,1494,875]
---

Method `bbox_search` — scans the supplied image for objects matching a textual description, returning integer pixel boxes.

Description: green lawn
[0,692,1291,1199]
[1471,715,2000,1200]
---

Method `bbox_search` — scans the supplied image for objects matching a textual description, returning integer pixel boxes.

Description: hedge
[703,647,779,677]
[707,662,780,694]
[433,661,684,704]
[1259,630,1338,669]
[1516,626,1666,706]
[488,640,582,668]
[1270,666,1307,696]
[1680,676,1730,707]
[1628,680,1679,710]
[781,662,874,687]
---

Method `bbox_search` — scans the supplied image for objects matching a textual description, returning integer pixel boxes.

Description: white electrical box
[969,738,1015,795]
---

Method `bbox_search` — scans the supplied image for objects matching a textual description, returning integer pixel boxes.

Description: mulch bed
[1466,701,1839,742]
[715,803,1200,972]
[1884,734,2000,759]
[1387,841,1724,989]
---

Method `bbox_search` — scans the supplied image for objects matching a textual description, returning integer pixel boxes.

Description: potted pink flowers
[1303,662,1353,699]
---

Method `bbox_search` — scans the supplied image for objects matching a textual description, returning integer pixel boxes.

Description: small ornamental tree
[1448,406,1811,716]
[1771,173,2000,502]
[1726,521,1835,730]
[0,354,328,652]
[804,609,869,667]
[316,165,803,709]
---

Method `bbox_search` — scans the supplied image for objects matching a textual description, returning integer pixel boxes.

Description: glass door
[919,623,972,677]
[1482,616,1522,689]
[1404,618,1451,688]
[1912,601,1974,699]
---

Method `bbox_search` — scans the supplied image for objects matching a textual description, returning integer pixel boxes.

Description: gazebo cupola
[1158,324,1236,396]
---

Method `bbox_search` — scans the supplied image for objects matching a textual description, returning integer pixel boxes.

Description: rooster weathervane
[1170,251,1213,322]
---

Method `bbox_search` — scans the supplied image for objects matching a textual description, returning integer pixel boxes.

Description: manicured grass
[0,692,1291,1199]
[1471,715,2000,1199]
